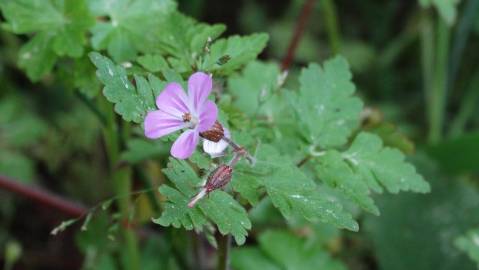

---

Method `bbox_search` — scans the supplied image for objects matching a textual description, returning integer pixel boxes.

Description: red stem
[0,175,87,217]
[281,0,316,70]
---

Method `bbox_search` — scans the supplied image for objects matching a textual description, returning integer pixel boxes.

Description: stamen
[182,113,192,122]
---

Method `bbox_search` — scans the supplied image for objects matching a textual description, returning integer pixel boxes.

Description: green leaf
[0,150,35,183]
[365,161,479,270]
[228,61,281,116]
[232,230,347,270]
[455,228,479,267]
[419,0,460,25]
[0,94,47,148]
[343,132,430,193]
[153,159,251,245]
[316,150,379,215]
[239,144,358,231]
[290,56,363,148]
[89,0,176,62]
[73,56,102,98]
[202,33,269,75]
[89,52,158,123]
[231,170,263,206]
[426,131,479,174]
[231,248,282,270]
[154,12,226,73]
[16,33,57,81]
[120,139,168,164]
[1,0,94,80]
[137,54,169,73]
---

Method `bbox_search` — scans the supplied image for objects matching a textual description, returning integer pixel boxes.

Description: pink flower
[144,72,218,159]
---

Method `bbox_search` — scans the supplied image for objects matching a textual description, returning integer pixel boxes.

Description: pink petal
[144,110,186,139]
[197,100,218,132]
[171,130,199,159]
[188,72,213,113]
[156,82,190,117]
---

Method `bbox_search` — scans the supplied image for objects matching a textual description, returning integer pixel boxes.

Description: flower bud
[205,164,233,192]
[188,164,233,208]
[200,121,224,142]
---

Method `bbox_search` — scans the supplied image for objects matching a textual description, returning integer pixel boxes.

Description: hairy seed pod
[188,164,233,208]
[205,164,233,192]
[200,121,224,142]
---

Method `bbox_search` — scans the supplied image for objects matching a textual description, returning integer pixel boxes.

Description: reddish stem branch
[0,175,87,217]
[281,0,316,70]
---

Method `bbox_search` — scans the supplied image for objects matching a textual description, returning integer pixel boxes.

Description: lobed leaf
[237,144,358,231]
[316,150,379,215]
[89,0,176,62]
[154,159,251,245]
[290,56,363,148]
[202,33,269,75]
[0,0,94,80]
[232,230,347,270]
[89,52,158,123]
[228,61,281,116]
[343,132,430,194]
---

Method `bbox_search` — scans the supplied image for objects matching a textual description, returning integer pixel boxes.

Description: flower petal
[171,130,199,159]
[203,128,230,158]
[188,72,213,113]
[156,82,189,117]
[197,100,218,132]
[144,110,186,139]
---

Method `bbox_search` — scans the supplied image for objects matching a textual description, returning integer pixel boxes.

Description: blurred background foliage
[0,0,479,269]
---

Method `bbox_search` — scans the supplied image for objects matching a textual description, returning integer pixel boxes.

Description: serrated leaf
[344,132,430,193]
[154,12,226,73]
[232,230,347,270]
[290,56,363,148]
[228,61,281,115]
[0,0,94,80]
[316,150,379,215]
[89,52,158,123]
[153,159,251,245]
[89,0,176,62]
[455,228,479,267]
[137,54,169,73]
[238,144,358,231]
[202,33,269,75]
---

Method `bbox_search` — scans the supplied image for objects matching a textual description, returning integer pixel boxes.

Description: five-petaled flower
[144,72,218,159]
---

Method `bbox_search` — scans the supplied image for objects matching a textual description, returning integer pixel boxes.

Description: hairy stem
[100,98,140,270]
[0,175,86,217]
[217,234,231,270]
[281,0,316,70]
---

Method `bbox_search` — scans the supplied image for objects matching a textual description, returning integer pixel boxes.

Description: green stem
[449,69,479,137]
[134,167,161,212]
[216,234,231,270]
[99,98,140,270]
[449,0,479,91]
[421,11,435,141]
[429,18,450,143]
[377,13,419,68]
[322,0,341,54]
